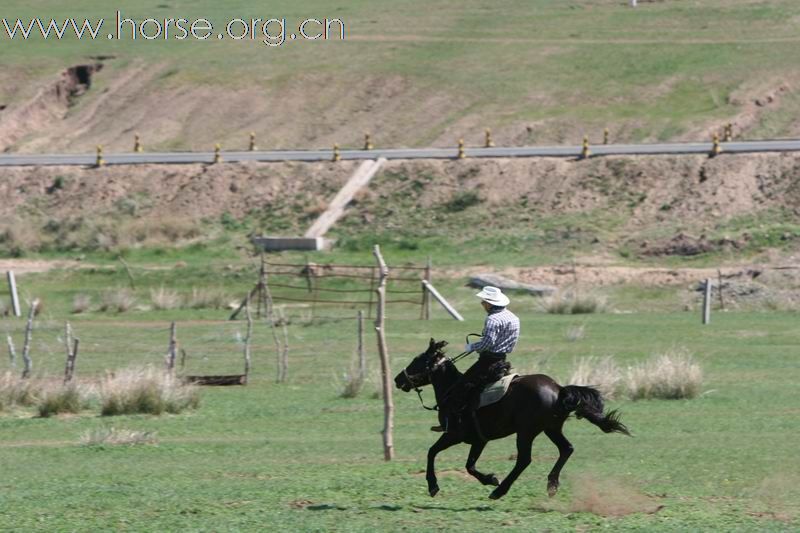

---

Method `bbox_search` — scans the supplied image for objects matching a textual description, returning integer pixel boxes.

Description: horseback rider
[432,286,520,432]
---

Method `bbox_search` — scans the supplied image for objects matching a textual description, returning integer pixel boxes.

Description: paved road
[2,140,800,167]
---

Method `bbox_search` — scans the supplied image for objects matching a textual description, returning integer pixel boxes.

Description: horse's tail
[558,385,631,436]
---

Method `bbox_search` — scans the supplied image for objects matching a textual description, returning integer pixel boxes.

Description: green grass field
[3,0,800,145]
[1,256,798,531]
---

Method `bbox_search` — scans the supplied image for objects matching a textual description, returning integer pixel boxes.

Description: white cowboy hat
[475,286,510,307]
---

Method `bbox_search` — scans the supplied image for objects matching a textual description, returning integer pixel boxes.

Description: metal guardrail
[2,140,800,167]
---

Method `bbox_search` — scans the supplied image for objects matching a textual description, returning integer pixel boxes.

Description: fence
[257,258,433,320]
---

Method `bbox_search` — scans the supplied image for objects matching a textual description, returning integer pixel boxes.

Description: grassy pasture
[0,257,798,531]
[3,0,800,144]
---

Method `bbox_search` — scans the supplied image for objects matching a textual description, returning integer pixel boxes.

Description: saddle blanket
[478,373,519,408]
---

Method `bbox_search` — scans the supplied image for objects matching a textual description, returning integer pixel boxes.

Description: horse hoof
[489,488,505,500]
[429,486,439,498]
[547,481,559,498]
[488,475,500,487]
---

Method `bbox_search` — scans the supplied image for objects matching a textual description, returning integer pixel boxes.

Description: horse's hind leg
[489,431,538,500]
[544,425,574,497]
[466,442,499,486]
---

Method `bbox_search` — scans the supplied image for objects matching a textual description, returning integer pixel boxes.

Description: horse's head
[394,338,448,392]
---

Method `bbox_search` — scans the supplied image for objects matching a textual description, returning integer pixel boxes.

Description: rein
[406,349,471,411]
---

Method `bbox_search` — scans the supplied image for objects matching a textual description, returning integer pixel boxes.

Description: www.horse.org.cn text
[1,11,346,47]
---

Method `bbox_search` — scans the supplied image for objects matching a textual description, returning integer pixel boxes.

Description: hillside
[2,153,799,268]
[2,0,800,153]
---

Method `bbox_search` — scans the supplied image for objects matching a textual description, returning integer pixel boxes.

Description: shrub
[71,294,92,314]
[444,190,482,212]
[338,361,366,399]
[569,356,623,400]
[150,286,181,310]
[80,427,158,447]
[99,289,136,313]
[543,292,605,315]
[0,222,42,256]
[37,383,91,417]
[565,324,586,342]
[626,348,703,400]
[186,287,229,310]
[99,367,199,416]
[0,373,40,410]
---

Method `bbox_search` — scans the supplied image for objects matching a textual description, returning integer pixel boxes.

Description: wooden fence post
[373,244,394,461]
[166,322,177,374]
[21,299,38,379]
[6,334,16,368]
[357,310,366,381]
[702,279,712,325]
[63,322,80,383]
[64,339,79,384]
[278,307,289,383]
[422,257,432,320]
[244,296,253,383]
[6,271,21,317]
[421,281,464,321]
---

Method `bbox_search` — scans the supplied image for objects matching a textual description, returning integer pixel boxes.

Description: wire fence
[256,258,433,320]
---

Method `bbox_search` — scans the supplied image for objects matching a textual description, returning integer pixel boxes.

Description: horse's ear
[428,338,436,351]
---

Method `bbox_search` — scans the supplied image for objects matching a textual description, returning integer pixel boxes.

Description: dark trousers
[441,352,507,416]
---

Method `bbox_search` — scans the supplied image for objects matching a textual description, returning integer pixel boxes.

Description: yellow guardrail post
[249,132,257,151]
[95,145,105,167]
[711,133,722,157]
[332,143,341,162]
[134,134,143,153]
[581,136,591,159]
[484,128,494,148]
[214,143,222,164]
[364,133,373,151]
[724,123,733,142]
[603,128,609,145]
[457,139,466,159]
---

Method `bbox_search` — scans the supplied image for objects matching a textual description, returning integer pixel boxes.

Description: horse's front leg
[466,442,499,486]
[427,433,459,497]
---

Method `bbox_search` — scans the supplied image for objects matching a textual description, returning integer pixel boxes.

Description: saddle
[478,372,519,408]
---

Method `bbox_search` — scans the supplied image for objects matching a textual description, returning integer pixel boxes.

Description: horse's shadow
[409,504,495,513]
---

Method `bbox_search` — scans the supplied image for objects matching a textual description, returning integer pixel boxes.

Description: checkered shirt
[470,307,520,354]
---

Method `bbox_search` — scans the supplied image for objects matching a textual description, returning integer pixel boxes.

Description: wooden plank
[702,278,712,325]
[421,280,464,321]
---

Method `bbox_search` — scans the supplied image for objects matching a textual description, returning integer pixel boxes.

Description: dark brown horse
[395,339,630,499]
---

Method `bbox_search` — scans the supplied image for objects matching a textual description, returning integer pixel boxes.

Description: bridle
[404,348,472,411]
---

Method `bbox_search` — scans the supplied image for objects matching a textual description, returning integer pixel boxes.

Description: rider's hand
[464,342,473,352]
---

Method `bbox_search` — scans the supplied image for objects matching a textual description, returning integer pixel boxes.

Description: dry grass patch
[99,367,200,416]
[99,288,136,313]
[37,383,93,418]
[564,324,586,342]
[569,356,623,400]
[0,373,40,411]
[543,292,605,315]
[150,286,180,310]
[80,427,158,447]
[71,293,92,314]
[626,347,703,400]
[186,287,229,310]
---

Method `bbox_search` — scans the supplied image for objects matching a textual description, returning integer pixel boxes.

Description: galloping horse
[395,339,630,499]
